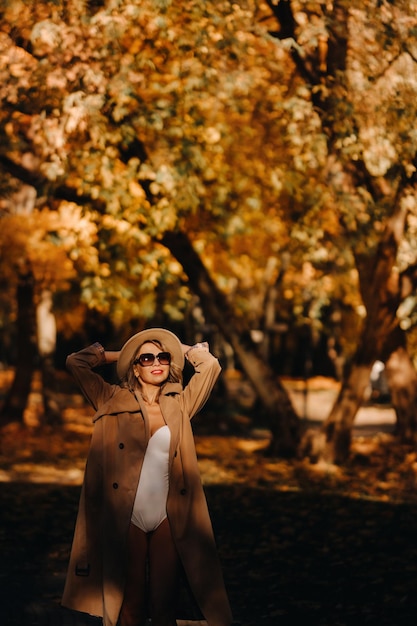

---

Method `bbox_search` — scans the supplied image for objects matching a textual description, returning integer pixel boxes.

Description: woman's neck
[139,383,161,405]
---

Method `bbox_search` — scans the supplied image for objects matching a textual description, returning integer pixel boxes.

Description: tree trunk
[37,289,62,425]
[303,191,408,463]
[0,267,37,425]
[161,230,300,456]
[322,363,373,462]
[385,345,417,443]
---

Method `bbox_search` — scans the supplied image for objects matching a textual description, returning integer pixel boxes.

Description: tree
[0,190,84,424]
[0,262,37,424]
[162,230,300,454]
[266,0,417,462]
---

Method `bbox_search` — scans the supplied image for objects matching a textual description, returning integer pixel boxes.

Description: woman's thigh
[148,518,181,625]
[119,522,148,626]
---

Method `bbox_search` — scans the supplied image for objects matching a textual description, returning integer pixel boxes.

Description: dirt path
[2,479,417,626]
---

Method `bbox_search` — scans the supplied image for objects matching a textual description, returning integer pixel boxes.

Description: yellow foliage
[1,0,417,343]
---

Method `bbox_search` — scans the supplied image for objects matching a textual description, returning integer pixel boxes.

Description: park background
[2,1,417,624]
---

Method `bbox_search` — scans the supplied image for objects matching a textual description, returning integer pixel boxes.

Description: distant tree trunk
[161,230,300,456]
[383,325,417,442]
[258,253,289,370]
[0,267,37,425]
[37,289,62,425]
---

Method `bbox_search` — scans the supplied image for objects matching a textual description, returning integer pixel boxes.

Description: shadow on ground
[1,482,417,626]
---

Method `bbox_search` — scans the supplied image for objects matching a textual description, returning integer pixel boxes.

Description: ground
[1,371,417,625]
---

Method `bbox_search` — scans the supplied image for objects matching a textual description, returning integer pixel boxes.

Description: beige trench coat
[61,343,233,626]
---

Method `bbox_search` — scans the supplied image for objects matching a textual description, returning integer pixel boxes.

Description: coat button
[180,488,186,495]
[119,443,125,449]
[113,482,119,489]
[174,450,177,457]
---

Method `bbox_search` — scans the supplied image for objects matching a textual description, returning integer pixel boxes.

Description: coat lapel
[93,388,141,422]
[159,383,183,458]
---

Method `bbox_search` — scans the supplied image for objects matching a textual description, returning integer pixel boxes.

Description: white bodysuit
[131,425,171,533]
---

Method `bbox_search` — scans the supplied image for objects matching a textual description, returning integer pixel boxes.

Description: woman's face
[133,342,170,387]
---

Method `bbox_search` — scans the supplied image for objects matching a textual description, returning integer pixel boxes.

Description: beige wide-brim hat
[117,328,184,379]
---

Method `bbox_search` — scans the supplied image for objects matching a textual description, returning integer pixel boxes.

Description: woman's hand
[181,342,209,358]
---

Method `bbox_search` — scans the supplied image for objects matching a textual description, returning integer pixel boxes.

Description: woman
[62,328,233,626]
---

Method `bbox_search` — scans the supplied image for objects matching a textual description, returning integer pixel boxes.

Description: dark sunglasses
[134,352,171,367]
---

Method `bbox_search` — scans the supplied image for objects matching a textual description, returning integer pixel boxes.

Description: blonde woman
[62,328,232,626]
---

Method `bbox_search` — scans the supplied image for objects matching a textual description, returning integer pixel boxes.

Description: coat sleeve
[66,343,117,411]
[179,346,221,419]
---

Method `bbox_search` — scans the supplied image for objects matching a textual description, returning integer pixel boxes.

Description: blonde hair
[124,339,183,390]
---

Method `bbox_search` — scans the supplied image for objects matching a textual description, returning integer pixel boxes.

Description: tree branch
[0,154,104,209]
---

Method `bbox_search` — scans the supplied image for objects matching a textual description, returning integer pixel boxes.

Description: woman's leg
[148,517,181,626]
[119,522,148,626]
